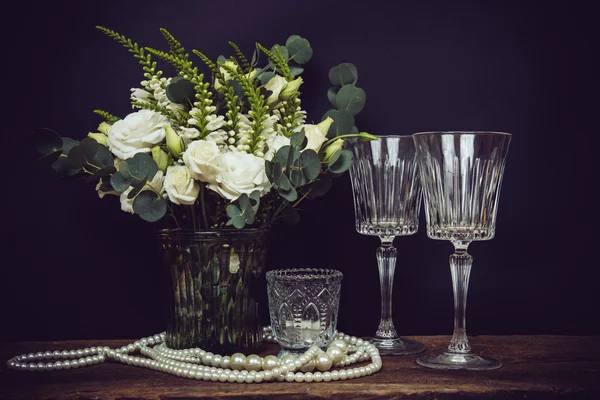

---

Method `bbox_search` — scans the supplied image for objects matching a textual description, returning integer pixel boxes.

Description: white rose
[264,75,287,105]
[302,117,334,152]
[208,152,271,201]
[265,134,290,161]
[164,165,200,205]
[182,140,221,183]
[107,110,168,159]
[120,171,165,214]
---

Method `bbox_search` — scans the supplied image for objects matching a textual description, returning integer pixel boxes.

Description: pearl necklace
[6,329,382,383]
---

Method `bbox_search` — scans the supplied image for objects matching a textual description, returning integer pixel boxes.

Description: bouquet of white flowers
[30,27,375,230]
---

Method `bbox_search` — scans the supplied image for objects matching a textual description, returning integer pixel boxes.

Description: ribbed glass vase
[157,228,270,354]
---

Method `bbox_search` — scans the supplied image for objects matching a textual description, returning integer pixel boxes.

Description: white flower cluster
[94,73,332,217]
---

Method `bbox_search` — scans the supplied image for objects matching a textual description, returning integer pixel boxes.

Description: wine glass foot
[370,337,426,355]
[417,351,502,370]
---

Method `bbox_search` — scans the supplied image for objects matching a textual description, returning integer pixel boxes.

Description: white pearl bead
[271,367,281,378]
[201,352,214,365]
[285,371,295,382]
[280,354,296,366]
[323,371,332,382]
[331,370,340,381]
[359,367,367,376]
[313,371,323,382]
[245,371,256,383]
[315,353,332,371]
[229,353,246,370]
[280,364,289,374]
[244,354,262,371]
[304,371,314,382]
[55,361,63,370]
[221,356,230,369]
[37,363,46,371]
[339,370,348,380]
[263,369,273,381]
[294,372,305,382]
[46,362,55,371]
[326,346,344,363]
[262,355,280,370]
[211,355,222,367]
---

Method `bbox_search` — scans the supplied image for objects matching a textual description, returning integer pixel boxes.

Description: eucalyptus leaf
[273,146,300,168]
[309,175,332,198]
[285,36,313,64]
[289,66,304,76]
[277,172,292,191]
[335,84,366,116]
[85,165,116,184]
[120,153,158,185]
[265,160,274,181]
[350,126,359,134]
[127,175,148,199]
[166,76,196,104]
[328,65,355,86]
[226,204,246,229]
[328,149,353,173]
[238,194,256,224]
[217,55,228,64]
[278,186,297,202]
[290,128,307,150]
[133,191,167,222]
[340,63,358,83]
[272,162,283,185]
[37,151,62,169]
[327,87,339,107]
[110,172,129,193]
[249,190,261,210]
[322,109,355,139]
[28,128,62,155]
[300,150,321,180]
[289,168,307,187]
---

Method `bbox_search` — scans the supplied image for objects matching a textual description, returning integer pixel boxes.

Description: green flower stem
[292,188,311,208]
[320,133,378,151]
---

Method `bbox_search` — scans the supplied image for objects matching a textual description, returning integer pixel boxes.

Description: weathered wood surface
[0,335,598,399]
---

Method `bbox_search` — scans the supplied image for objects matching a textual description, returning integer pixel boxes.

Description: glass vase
[157,228,270,354]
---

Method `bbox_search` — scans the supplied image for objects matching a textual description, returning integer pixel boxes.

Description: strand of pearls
[6,329,382,383]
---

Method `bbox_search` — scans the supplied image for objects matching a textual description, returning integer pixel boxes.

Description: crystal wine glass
[349,135,425,355]
[413,131,511,370]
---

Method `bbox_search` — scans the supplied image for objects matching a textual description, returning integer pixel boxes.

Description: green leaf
[327,87,339,107]
[350,126,359,134]
[249,190,261,209]
[300,150,321,180]
[277,173,292,191]
[120,153,158,185]
[67,138,113,170]
[238,194,256,224]
[85,165,116,184]
[309,175,332,198]
[289,66,304,76]
[271,44,289,60]
[166,76,196,104]
[28,128,62,155]
[285,36,313,64]
[335,84,366,116]
[340,63,358,84]
[110,172,129,193]
[37,151,62,169]
[327,149,341,166]
[273,146,300,168]
[272,162,283,185]
[52,137,81,175]
[226,204,246,229]
[217,55,228,63]
[289,168,307,187]
[278,186,298,202]
[322,109,355,139]
[290,128,307,150]
[328,64,355,86]
[328,149,353,173]
[133,191,167,222]
[257,71,276,86]
[127,175,148,199]
[265,160,274,181]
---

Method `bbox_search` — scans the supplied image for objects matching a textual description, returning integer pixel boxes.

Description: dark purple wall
[3,0,597,341]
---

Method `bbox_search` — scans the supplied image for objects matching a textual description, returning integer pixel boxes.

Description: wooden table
[0,335,598,399]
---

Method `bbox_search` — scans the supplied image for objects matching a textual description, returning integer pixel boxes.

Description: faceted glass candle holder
[266,268,343,353]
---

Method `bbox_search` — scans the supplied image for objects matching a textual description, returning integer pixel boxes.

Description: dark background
[2,0,597,342]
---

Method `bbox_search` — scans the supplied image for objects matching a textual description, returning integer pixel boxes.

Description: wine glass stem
[375,238,398,339]
[448,241,473,353]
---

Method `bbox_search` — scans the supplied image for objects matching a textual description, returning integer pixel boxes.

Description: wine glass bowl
[349,135,425,355]
[413,131,511,370]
